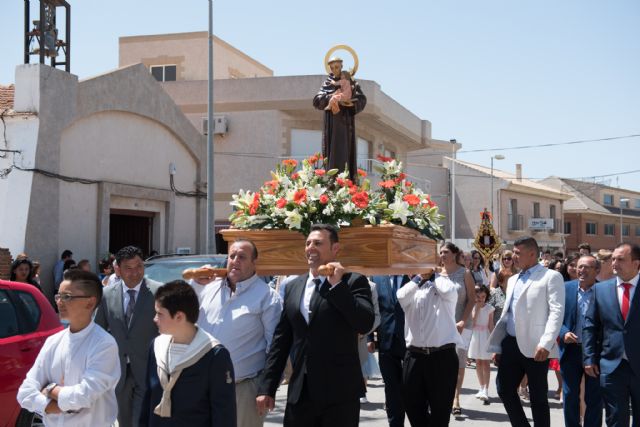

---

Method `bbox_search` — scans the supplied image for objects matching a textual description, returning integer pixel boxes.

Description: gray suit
[95,278,162,427]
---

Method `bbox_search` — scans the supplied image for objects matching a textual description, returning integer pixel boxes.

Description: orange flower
[336,178,352,187]
[249,193,260,215]
[348,185,357,195]
[377,154,393,162]
[276,198,287,209]
[357,169,367,177]
[315,169,326,176]
[422,195,436,208]
[403,194,420,206]
[319,194,329,204]
[404,181,413,188]
[378,180,396,189]
[308,154,319,164]
[293,189,307,205]
[352,191,369,209]
[282,159,298,168]
[291,172,299,180]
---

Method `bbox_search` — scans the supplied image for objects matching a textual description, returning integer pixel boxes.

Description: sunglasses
[503,257,512,261]
[55,294,93,302]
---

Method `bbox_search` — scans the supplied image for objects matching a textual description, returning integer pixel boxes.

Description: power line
[407,134,640,158]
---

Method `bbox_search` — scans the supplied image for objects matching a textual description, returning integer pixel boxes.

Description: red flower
[377,154,393,163]
[348,185,357,195]
[403,194,420,206]
[308,154,319,164]
[378,180,396,189]
[404,181,413,188]
[293,189,307,205]
[315,169,326,176]
[276,198,287,209]
[282,159,298,168]
[422,196,436,208]
[357,169,367,177]
[352,191,369,209]
[249,193,260,215]
[291,172,299,180]
[337,178,353,187]
[319,194,329,204]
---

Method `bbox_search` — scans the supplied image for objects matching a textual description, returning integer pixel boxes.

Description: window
[0,290,19,338]
[636,225,640,236]
[586,222,597,235]
[603,194,614,205]
[564,221,571,234]
[357,138,371,172]
[635,199,640,209]
[16,291,40,332]
[549,205,556,219]
[290,129,321,160]
[533,202,540,218]
[604,224,615,236]
[621,199,630,208]
[150,65,177,82]
[623,224,630,236]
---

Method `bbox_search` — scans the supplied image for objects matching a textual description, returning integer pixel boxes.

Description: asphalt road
[264,359,577,426]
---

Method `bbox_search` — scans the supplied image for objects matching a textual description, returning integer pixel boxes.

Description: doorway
[109,210,154,257]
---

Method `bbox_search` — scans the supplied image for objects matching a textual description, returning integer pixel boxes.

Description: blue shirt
[506,263,543,337]
[575,286,595,343]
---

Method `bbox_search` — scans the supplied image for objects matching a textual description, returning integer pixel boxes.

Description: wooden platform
[221,225,438,276]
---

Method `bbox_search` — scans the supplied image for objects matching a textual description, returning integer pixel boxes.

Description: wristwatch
[44,382,57,398]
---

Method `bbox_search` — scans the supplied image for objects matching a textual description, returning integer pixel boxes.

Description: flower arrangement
[229,154,444,239]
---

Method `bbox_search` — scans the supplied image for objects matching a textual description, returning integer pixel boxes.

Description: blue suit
[583,278,640,427]
[558,280,602,427]
[371,275,409,427]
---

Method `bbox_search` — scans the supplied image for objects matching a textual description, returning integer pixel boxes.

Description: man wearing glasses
[18,269,121,426]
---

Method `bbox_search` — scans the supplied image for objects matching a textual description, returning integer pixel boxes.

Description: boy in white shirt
[18,269,120,426]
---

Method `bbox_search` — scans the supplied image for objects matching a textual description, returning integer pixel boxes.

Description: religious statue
[313,45,367,181]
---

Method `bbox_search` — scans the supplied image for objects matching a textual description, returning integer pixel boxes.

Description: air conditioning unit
[176,247,192,255]
[202,115,228,136]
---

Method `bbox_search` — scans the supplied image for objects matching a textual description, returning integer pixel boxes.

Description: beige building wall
[119,32,273,81]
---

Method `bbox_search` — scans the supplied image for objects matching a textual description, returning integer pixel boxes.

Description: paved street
[265,360,571,426]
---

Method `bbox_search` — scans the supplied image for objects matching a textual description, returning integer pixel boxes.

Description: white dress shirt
[616,273,639,312]
[397,277,463,348]
[300,273,328,323]
[193,274,282,381]
[121,280,143,312]
[17,322,121,427]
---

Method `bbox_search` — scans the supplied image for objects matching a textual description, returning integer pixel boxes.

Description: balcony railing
[508,214,524,231]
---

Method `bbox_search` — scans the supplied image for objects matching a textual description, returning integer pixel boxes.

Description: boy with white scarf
[140,280,236,427]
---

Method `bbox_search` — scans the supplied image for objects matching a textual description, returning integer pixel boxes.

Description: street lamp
[206,0,216,254]
[620,197,630,243]
[450,139,457,241]
[490,155,505,218]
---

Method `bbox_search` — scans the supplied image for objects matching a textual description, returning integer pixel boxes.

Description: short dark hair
[116,246,144,266]
[310,224,339,244]
[476,284,491,301]
[578,243,592,252]
[231,239,258,260]
[61,249,73,259]
[513,236,539,254]
[62,269,103,307]
[155,280,199,324]
[63,259,77,270]
[441,241,461,255]
[615,243,640,261]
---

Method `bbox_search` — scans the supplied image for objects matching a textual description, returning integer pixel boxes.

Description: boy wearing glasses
[17,269,121,426]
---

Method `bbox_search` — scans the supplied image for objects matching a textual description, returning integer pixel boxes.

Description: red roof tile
[0,85,15,110]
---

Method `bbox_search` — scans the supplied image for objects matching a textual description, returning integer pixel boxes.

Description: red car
[0,280,62,427]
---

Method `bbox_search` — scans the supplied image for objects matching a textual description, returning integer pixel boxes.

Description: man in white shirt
[397,267,463,426]
[18,269,120,426]
[192,239,282,427]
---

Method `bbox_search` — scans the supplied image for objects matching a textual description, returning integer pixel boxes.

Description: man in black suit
[94,246,162,427]
[256,224,375,427]
[371,275,409,427]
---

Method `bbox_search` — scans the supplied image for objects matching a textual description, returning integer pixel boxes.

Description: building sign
[528,218,554,230]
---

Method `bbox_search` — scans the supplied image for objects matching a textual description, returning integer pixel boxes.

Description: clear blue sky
[2,1,639,191]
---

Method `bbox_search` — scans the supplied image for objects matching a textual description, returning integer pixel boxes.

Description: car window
[0,289,20,338]
[145,258,227,283]
[16,291,41,332]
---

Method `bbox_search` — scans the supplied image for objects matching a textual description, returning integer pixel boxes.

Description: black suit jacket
[258,272,374,408]
[371,275,409,354]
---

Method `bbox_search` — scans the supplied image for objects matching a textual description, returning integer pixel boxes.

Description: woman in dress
[470,250,489,286]
[469,285,495,403]
[488,250,517,321]
[439,242,476,415]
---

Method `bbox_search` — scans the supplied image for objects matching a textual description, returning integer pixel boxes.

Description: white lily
[389,197,412,224]
[284,209,303,229]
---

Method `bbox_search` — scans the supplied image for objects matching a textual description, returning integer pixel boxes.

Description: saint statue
[313,54,366,181]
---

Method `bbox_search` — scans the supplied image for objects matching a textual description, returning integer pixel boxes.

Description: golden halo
[324,44,359,77]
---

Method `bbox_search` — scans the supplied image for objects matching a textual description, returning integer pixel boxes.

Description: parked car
[144,254,228,283]
[0,280,62,427]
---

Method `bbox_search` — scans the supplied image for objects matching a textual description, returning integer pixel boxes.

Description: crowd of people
[11,228,640,427]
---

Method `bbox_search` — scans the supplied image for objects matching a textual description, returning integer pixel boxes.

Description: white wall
[0,115,39,256]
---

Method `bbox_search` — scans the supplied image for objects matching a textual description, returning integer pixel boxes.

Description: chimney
[515,164,522,181]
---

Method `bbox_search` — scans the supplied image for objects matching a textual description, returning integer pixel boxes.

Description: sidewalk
[265,362,570,426]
